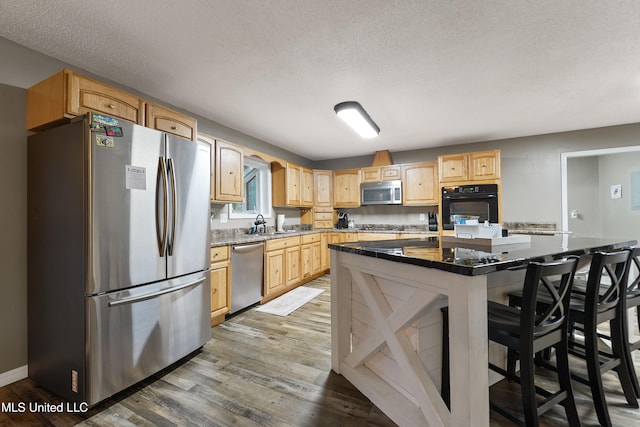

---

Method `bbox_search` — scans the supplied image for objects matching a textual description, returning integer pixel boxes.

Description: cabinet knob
[171,125,177,130]
[108,104,116,109]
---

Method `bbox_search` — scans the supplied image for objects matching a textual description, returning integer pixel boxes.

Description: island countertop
[328,234,637,426]
[329,235,637,276]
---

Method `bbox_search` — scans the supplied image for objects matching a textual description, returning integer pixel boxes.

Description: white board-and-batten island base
[328,235,637,427]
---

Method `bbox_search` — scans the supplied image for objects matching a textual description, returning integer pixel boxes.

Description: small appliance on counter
[337,212,349,229]
[276,214,285,232]
[427,212,438,231]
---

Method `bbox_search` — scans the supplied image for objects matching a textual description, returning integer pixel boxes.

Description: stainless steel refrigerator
[27,113,211,406]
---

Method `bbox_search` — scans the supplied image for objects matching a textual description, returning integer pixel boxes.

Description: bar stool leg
[584,318,612,427]
[556,339,580,426]
[610,316,640,405]
[519,344,539,427]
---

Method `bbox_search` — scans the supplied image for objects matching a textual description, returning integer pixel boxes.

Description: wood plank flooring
[1,274,639,426]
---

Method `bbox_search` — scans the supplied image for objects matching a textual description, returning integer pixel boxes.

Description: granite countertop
[210,227,437,247]
[329,235,637,276]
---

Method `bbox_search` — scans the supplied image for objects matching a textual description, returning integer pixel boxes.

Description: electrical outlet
[220,213,228,223]
[419,213,426,221]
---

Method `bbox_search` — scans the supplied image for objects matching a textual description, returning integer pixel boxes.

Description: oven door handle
[443,194,497,200]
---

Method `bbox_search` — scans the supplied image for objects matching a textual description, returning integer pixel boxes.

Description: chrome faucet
[254,214,266,233]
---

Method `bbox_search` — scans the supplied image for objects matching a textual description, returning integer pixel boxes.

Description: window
[229,156,272,219]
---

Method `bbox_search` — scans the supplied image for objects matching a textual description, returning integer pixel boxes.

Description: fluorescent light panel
[334,101,380,138]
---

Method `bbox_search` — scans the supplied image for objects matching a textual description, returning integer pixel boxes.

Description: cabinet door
[210,262,229,315]
[380,165,401,181]
[68,70,145,126]
[333,169,361,207]
[402,162,438,206]
[301,244,313,278]
[285,246,301,287]
[312,241,322,275]
[360,167,381,183]
[286,164,301,206]
[301,168,314,207]
[215,140,244,202]
[265,249,286,295]
[314,170,333,207]
[469,150,501,180]
[146,102,197,141]
[320,233,330,271]
[439,154,467,182]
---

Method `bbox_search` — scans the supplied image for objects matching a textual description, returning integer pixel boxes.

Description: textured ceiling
[2,1,640,160]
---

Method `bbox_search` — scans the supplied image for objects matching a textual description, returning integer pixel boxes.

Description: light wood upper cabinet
[469,150,501,180]
[439,150,501,182]
[438,153,467,183]
[272,162,302,207]
[402,162,438,206]
[27,69,145,131]
[146,102,197,141]
[360,165,401,183]
[314,170,333,207]
[215,139,244,202]
[301,167,314,207]
[333,169,361,207]
[360,167,381,183]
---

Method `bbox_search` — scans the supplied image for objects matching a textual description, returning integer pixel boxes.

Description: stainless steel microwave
[360,180,402,205]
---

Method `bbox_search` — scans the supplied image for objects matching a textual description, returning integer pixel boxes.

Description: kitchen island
[329,235,636,427]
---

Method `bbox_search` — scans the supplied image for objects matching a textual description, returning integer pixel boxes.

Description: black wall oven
[441,184,499,230]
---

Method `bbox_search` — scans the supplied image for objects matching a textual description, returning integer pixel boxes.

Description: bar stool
[442,256,581,426]
[622,247,640,396]
[509,250,638,427]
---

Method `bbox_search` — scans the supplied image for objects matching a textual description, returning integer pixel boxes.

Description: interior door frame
[561,145,640,232]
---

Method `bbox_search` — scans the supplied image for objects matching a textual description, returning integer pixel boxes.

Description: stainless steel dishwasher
[230,242,264,314]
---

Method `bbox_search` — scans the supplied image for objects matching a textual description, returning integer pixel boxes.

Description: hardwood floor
[1,274,639,426]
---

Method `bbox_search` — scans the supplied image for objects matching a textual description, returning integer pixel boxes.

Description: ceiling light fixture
[334,101,380,138]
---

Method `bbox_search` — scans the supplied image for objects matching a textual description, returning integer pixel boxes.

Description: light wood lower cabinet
[301,234,322,278]
[264,236,300,300]
[263,233,329,302]
[265,249,286,296]
[210,246,230,326]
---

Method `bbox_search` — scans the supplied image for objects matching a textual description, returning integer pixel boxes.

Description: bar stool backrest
[586,251,630,316]
[521,256,579,338]
[627,247,640,300]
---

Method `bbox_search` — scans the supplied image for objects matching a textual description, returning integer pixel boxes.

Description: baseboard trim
[0,365,28,387]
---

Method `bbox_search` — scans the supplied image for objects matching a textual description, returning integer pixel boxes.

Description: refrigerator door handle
[156,157,168,257]
[107,277,207,307]
[167,158,177,256]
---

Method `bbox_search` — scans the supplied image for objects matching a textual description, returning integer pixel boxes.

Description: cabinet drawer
[301,234,321,244]
[314,206,334,213]
[70,72,144,124]
[314,212,333,221]
[314,220,334,229]
[361,167,381,182]
[265,236,300,252]
[146,103,197,141]
[210,246,230,263]
[380,165,401,180]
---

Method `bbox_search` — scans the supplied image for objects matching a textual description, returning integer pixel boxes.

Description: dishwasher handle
[232,243,265,253]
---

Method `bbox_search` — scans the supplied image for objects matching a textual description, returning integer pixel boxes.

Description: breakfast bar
[329,235,636,427]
